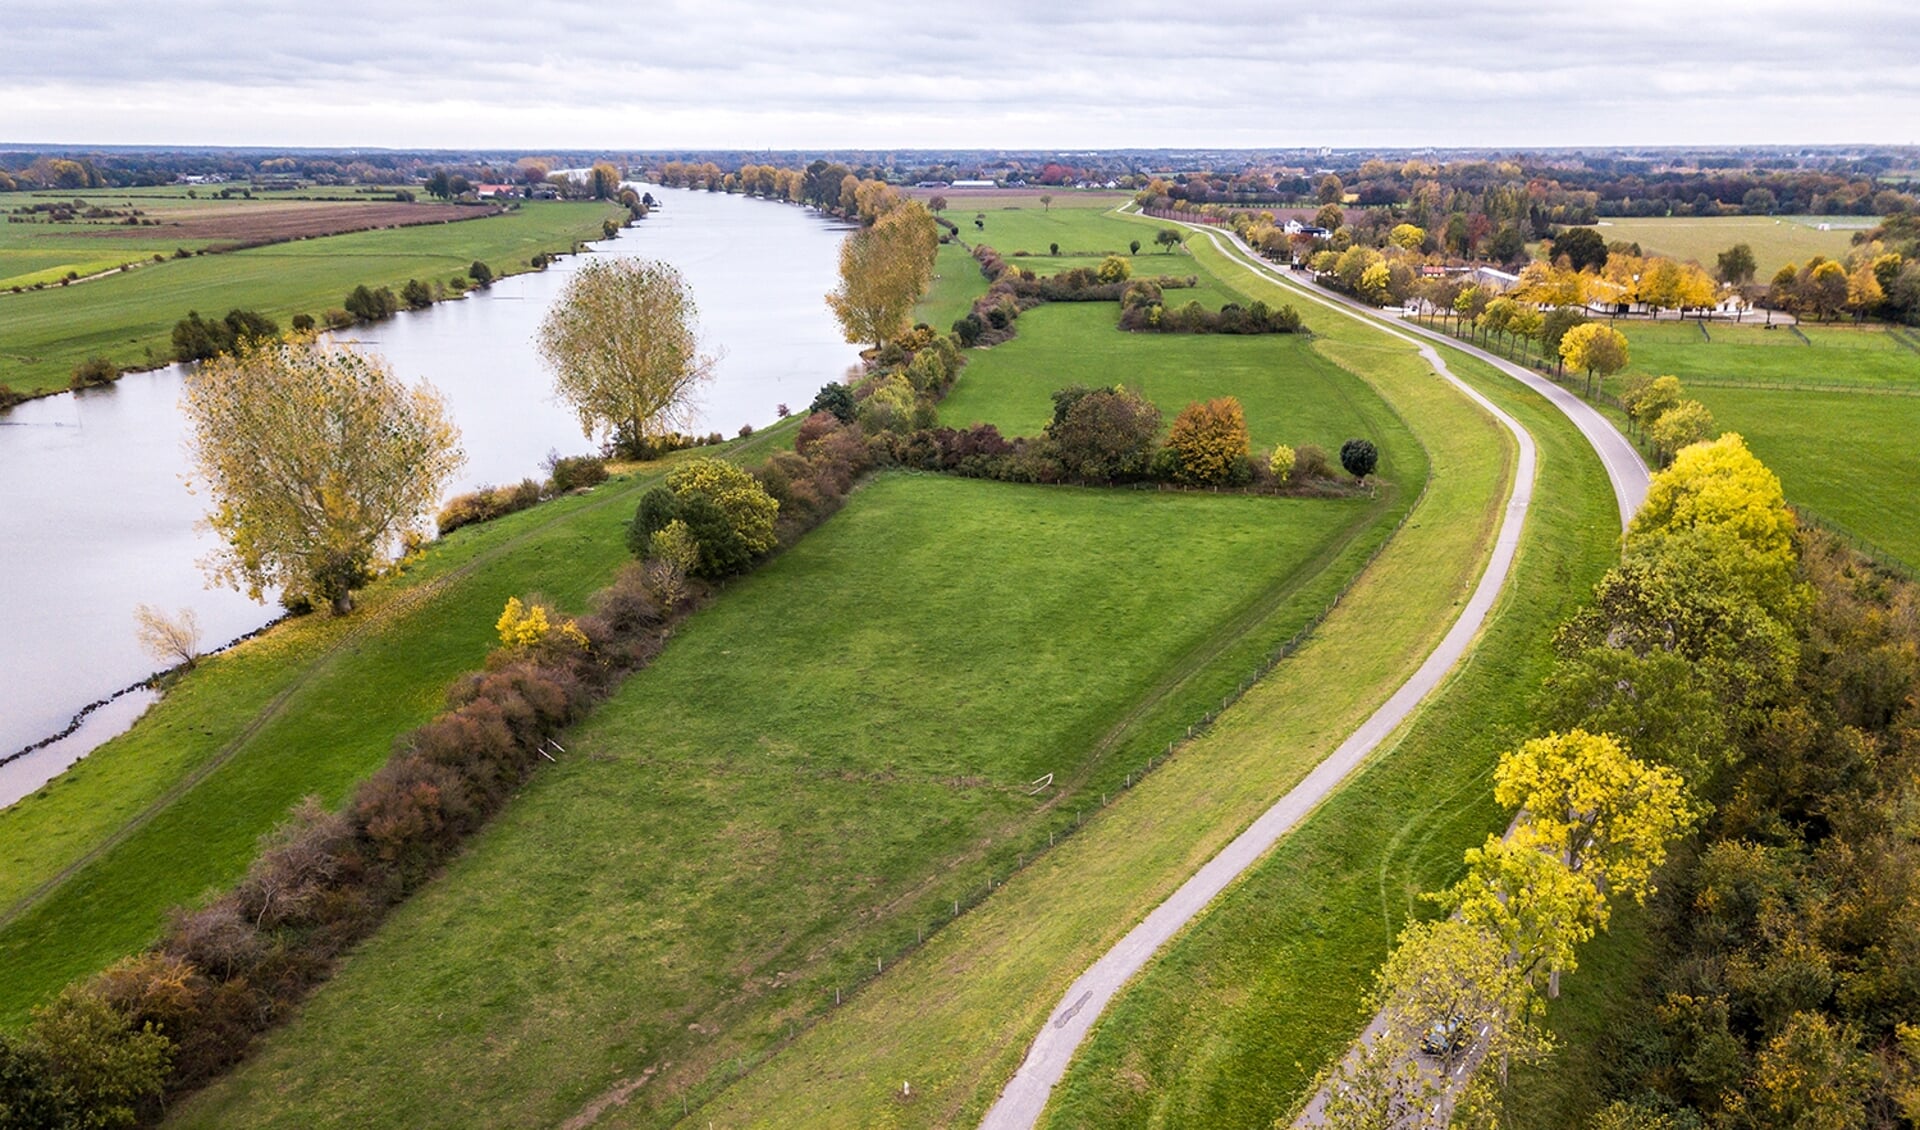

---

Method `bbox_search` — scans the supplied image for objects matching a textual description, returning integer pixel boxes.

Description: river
[0,185,860,805]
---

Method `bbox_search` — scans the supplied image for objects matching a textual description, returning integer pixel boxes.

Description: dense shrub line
[1550,452,1920,1126]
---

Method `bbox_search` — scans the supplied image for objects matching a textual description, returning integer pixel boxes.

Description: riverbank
[0,183,862,773]
[0,199,626,400]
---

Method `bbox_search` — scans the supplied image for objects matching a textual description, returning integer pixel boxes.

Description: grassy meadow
[1609,318,1920,390]
[1594,320,1920,570]
[0,453,699,1026]
[655,218,1567,1129]
[1587,214,1868,274]
[1687,386,1920,569]
[0,198,622,395]
[170,473,1386,1129]
[1039,345,1614,1128]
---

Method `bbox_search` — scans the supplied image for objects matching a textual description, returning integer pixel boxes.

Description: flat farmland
[83,199,498,247]
[0,199,622,396]
[1686,386,1920,570]
[1586,214,1868,274]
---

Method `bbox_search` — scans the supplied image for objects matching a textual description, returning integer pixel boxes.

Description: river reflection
[0,185,860,789]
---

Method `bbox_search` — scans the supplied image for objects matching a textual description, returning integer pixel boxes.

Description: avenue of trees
[180,339,463,615]
[537,257,715,459]
[1328,429,1850,1120]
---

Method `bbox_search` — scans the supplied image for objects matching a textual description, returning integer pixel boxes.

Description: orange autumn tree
[1164,396,1250,485]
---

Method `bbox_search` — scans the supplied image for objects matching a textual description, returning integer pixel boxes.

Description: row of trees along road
[1323,436,1807,1128]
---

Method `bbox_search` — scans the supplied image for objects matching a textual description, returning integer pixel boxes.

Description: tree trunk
[331,589,354,616]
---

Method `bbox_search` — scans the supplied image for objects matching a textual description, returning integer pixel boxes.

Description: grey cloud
[6,0,1918,146]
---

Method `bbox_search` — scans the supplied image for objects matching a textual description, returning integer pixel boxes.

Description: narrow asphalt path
[977,221,1647,1130]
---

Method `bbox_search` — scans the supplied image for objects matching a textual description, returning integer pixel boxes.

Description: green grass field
[0,453,700,1026]
[1686,386,1920,570]
[169,473,1385,1129]
[1587,214,1868,274]
[941,304,1360,453]
[1040,344,1615,1128]
[660,221,1546,1129]
[1608,319,1920,390]
[0,199,621,395]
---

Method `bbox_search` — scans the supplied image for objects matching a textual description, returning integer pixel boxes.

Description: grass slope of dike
[0,199,624,397]
[676,245,1523,1128]
[166,214,1414,1127]
[0,430,794,1028]
[168,472,1388,1130]
[1036,344,1616,1129]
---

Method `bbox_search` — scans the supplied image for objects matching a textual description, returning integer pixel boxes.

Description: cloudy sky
[9,0,1919,150]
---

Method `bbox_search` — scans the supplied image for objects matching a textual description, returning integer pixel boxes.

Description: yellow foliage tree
[1494,729,1701,902]
[1558,321,1630,397]
[181,339,463,615]
[537,257,714,452]
[1647,400,1716,459]
[825,201,938,349]
[1626,433,1803,618]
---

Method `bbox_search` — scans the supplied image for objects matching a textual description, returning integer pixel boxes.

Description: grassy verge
[0,425,797,1027]
[0,200,623,395]
[683,239,1521,1128]
[168,472,1382,1129]
[1040,340,1615,1127]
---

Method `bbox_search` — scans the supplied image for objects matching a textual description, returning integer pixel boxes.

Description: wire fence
[1793,506,1916,580]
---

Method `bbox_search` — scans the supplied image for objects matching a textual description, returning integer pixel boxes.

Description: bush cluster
[69,355,118,389]
[170,309,279,363]
[436,454,611,536]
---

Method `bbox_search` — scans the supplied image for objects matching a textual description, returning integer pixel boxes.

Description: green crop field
[0,199,621,396]
[1608,319,1920,390]
[171,473,1386,1129]
[1586,214,1868,275]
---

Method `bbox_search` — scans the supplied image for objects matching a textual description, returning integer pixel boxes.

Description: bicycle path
[977,221,1646,1130]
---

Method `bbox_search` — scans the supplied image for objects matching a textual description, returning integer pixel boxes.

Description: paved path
[977,222,1648,1130]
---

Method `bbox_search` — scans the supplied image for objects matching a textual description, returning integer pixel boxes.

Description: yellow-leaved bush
[496,596,589,652]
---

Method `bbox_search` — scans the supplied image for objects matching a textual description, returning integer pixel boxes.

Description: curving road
[977,219,1647,1130]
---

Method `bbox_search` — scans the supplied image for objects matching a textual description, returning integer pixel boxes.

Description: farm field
[0,198,622,396]
[1687,386,1920,570]
[1586,214,1867,274]
[170,472,1390,1130]
[0,189,490,286]
[0,443,724,1026]
[1608,318,1920,389]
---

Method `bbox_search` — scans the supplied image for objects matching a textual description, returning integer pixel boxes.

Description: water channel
[0,185,860,805]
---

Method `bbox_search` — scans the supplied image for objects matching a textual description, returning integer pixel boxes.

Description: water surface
[0,186,858,790]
